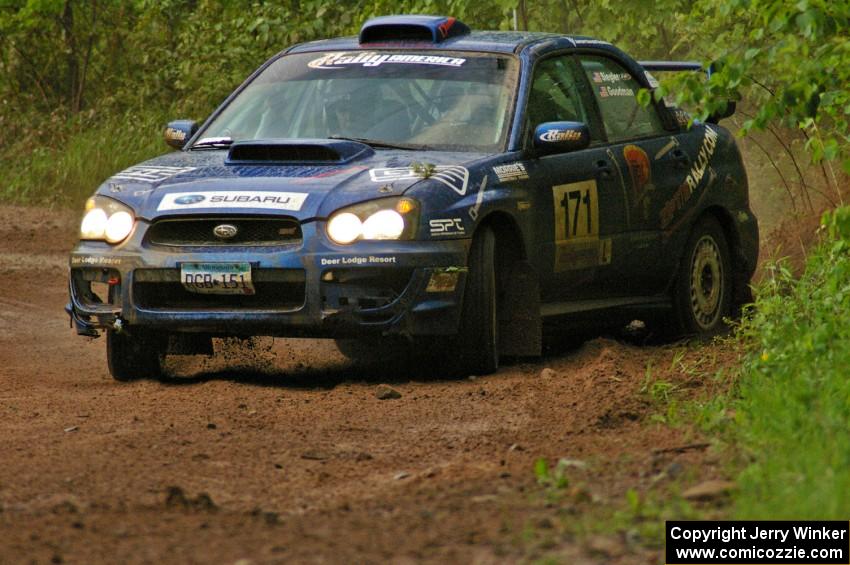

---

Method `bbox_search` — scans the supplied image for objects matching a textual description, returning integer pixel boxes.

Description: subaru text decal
[158,191,308,212]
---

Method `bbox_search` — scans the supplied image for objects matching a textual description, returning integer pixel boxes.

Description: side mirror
[532,121,591,156]
[164,120,198,149]
[706,101,736,124]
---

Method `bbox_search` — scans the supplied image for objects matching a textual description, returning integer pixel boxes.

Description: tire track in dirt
[0,206,731,564]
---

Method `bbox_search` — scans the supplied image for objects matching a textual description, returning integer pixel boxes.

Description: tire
[106,329,166,381]
[454,227,499,375]
[670,216,733,337]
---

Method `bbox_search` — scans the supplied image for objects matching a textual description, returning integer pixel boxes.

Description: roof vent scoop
[359,15,471,44]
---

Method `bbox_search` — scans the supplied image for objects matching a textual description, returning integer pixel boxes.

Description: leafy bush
[732,206,850,517]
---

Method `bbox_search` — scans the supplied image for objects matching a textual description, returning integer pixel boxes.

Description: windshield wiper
[328,135,424,151]
[191,137,234,150]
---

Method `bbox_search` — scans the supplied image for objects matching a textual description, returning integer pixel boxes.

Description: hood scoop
[226,139,374,165]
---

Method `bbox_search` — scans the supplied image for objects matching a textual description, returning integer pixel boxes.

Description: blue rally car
[67,15,759,380]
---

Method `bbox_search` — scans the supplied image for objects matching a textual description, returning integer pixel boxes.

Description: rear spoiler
[638,61,734,124]
[639,61,703,73]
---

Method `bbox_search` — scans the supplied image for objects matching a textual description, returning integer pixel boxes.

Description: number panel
[551,180,606,273]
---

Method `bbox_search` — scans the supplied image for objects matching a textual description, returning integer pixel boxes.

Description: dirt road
[0,205,729,564]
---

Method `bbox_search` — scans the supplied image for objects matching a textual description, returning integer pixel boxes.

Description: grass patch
[2,110,170,207]
[730,206,850,518]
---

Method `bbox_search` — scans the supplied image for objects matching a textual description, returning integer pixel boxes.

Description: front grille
[133,268,305,311]
[145,217,302,247]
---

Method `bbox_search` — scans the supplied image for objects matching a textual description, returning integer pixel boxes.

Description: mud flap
[498,261,542,357]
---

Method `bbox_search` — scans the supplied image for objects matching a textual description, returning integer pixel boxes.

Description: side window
[579,56,664,141]
[526,56,587,129]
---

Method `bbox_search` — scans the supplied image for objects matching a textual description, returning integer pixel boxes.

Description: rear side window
[579,56,664,142]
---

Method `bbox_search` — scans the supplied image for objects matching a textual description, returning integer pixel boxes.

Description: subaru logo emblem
[213,224,238,239]
[174,194,205,205]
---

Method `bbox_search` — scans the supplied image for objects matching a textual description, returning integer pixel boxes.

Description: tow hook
[112,317,125,333]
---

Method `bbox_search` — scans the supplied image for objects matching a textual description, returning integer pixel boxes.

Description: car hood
[94,146,489,222]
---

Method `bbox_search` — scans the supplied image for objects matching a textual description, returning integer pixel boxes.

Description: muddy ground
[0,205,737,564]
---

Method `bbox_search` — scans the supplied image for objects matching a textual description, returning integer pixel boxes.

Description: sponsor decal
[426,268,463,293]
[164,127,187,142]
[539,129,582,143]
[308,52,466,70]
[599,85,633,98]
[593,71,631,84]
[71,256,122,266]
[492,162,529,183]
[429,218,465,237]
[623,144,654,219]
[133,189,153,196]
[654,137,680,160]
[112,165,197,183]
[468,176,488,221]
[319,256,397,266]
[158,191,308,212]
[574,39,612,46]
[369,166,469,195]
[645,71,660,89]
[599,238,613,266]
[660,126,720,229]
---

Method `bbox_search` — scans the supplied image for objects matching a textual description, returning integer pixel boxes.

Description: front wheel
[453,227,499,375]
[670,216,733,336]
[106,329,166,381]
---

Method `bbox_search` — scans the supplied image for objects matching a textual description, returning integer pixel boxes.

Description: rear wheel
[670,216,733,336]
[453,227,499,375]
[106,329,166,381]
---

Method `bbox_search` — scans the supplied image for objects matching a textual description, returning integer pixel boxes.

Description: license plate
[180,262,255,295]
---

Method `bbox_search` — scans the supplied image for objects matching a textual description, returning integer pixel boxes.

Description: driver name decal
[308,52,466,70]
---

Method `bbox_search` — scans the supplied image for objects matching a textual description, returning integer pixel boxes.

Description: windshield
[196,50,519,152]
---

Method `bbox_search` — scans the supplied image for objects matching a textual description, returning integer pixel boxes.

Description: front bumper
[67,221,470,339]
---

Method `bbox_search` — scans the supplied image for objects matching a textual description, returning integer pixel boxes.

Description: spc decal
[552,180,600,272]
[369,166,469,195]
[308,52,466,70]
[158,191,308,212]
[429,218,466,237]
[660,125,720,229]
[623,144,654,219]
[492,162,529,183]
[111,165,197,183]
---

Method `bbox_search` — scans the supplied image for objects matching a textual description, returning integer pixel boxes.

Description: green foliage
[731,205,850,517]
[1,0,848,205]
[668,0,850,173]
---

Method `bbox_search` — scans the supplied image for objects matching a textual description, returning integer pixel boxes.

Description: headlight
[326,198,419,245]
[80,196,136,244]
